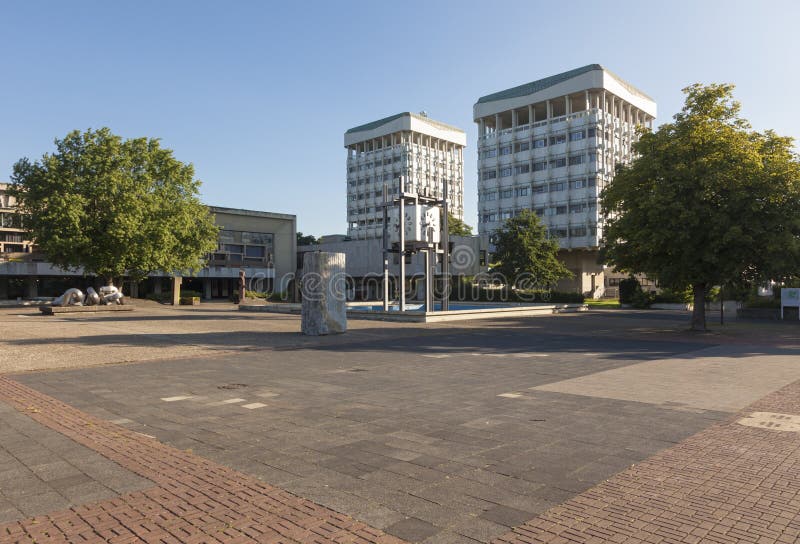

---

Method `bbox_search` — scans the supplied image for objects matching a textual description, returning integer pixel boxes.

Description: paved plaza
[1,304,799,543]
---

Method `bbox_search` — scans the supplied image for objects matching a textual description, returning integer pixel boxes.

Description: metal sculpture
[85,287,100,306]
[52,284,124,306]
[52,288,84,307]
[99,284,123,304]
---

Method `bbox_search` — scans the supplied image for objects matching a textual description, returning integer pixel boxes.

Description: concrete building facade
[344,112,466,240]
[473,64,656,296]
[193,206,297,298]
[0,184,296,300]
[0,183,33,255]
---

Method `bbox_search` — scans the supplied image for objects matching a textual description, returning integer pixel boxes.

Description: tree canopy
[297,232,319,246]
[601,83,800,330]
[491,209,571,288]
[10,128,219,282]
[447,212,473,237]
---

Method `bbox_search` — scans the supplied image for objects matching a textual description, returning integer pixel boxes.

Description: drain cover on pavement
[738,411,800,433]
[218,383,248,390]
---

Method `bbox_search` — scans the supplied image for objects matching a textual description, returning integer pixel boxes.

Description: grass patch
[585,299,621,308]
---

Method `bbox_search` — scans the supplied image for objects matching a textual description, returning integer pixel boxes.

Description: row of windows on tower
[479,177,598,201]
[348,210,462,228]
[479,128,597,159]
[349,188,462,202]
[481,200,597,222]
[481,153,598,180]
[348,153,460,173]
[348,172,461,186]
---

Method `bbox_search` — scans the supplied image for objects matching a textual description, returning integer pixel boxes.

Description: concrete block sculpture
[301,251,347,335]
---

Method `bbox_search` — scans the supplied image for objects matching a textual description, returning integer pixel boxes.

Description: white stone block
[301,252,347,335]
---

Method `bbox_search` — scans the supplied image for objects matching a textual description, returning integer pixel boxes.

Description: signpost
[781,287,800,320]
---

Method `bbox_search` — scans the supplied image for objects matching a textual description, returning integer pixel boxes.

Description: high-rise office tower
[474,64,656,293]
[344,112,466,240]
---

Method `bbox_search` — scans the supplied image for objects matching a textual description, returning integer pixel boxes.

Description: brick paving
[16,332,730,542]
[2,307,800,543]
[0,376,406,544]
[493,380,800,544]
[3,377,800,544]
[0,399,151,523]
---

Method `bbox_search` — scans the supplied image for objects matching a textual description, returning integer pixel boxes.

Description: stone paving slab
[0,305,745,375]
[0,376,407,544]
[534,344,800,412]
[4,307,800,543]
[14,331,730,542]
[4,373,800,543]
[0,396,152,523]
[493,379,800,544]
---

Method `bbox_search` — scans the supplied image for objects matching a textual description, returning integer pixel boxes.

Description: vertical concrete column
[528,104,534,124]
[203,278,212,300]
[495,114,501,132]
[171,276,182,306]
[600,90,607,175]
[625,104,632,158]
[565,95,571,115]
[585,90,590,111]
[479,118,485,138]
[399,196,406,312]
[25,277,37,299]
[511,109,518,128]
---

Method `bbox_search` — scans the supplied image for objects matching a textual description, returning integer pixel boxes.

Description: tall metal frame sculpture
[381,178,450,313]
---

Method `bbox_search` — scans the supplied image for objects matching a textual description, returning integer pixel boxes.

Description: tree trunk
[691,282,707,331]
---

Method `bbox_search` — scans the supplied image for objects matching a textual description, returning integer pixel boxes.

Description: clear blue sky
[1,0,798,236]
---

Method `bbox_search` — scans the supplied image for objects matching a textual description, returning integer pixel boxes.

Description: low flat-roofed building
[0,184,296,300]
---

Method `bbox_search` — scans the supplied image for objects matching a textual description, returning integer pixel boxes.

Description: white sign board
[781,287,800,320]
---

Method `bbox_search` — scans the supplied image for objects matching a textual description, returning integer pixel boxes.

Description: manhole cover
[218,383,248,390]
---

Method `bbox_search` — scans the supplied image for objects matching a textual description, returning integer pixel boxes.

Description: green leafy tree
[447,212,473,236]
[297,232,318,245]
[10,128,219,284]
[491,209,572,288]
[601,84,800,330]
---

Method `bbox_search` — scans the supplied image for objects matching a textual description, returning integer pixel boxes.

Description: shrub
[618,277,641,304]
[269,291,289,302]
[630,289,654,308]
[448,282,584,303]
[652,286,692,304]
[744,293,780,309]
[145,289,202,303]
[745,297,780,309]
